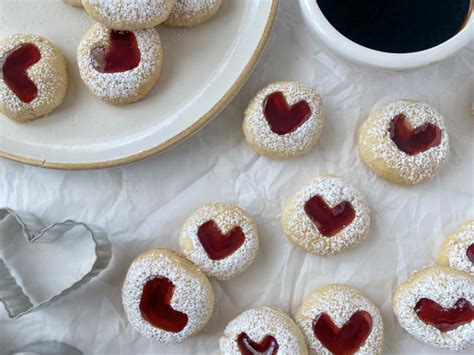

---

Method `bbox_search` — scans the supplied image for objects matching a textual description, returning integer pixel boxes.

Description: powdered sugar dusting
[169,0,221,19]
[361,100,449,184]
[295,284,384,355]
[122,249,214,344]
[219,307,308,355]
[243,81,324,158]
[179,203,259,280]
[393,266,474,351]
[77,24,162,104]
[282,175,370,256]
[444,220,474,275]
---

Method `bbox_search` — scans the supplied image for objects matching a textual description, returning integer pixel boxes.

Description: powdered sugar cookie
[243,81,324,159]
[63,0,82,7]
[393,266,474,351]
[82,0,176,30]
[219,306,308,354]
[358,100,449,185]
[179,203,259,280]
[0,34,68,122]
[122,248,214,344]
[77,24,162,105]
[165,0,222,27]
[438,220,474,275]
[295,284,384,355]
[281,175,370,256]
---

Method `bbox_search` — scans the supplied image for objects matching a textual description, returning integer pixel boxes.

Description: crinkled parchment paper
[0,1,473,354]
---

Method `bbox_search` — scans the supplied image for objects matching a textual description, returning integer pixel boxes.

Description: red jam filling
[304,195,356,237]
[139,276,188,333]
[91,30,140,73]
[263,91,312,135]
[467,243,474,264]
[312,311,372,355]
[0,43,41,103]
[415,298,474,332]
[237,332,279,355]
[389,113,442,155]
[197,221,245,260]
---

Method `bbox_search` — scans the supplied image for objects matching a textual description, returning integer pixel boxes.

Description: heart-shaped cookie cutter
[0,208,112,319]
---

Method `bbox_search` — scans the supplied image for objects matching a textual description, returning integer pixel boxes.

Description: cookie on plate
[243,81,324,159]
[281,175,370,256]
[165,0,223,27]
[122,248,214,344]
[219,306,308,354]
[437,220,474,275]
[179,203,259,280]
[77,24,163,105]
[63,0,82,7]
[82,0,176,30]
[393,266,474,351]
[295,284,384,355]
[358,100,449,185]
[0,34,68,122]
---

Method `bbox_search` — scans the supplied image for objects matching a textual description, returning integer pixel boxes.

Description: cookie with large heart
[438,220,474,276]
[295,284,384,354]
[281,175,370,256]
[179,203,259,280]
[243,81,324,159]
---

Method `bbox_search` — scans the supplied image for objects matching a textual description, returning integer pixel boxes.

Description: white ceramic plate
[0,0,278,169]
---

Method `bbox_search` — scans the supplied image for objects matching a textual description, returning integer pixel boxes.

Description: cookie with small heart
[219,306,308,354]
[295,284,384,355]
[437,220,474,275]
[358,100,449,185]
[122,248,215,344]
[165,0,223,27]
[0,34,68,122]
[243,81,324,159]
[179,203,259,280]
[77,24,163,105]
[281,175,370,256]
[393,266,474,351]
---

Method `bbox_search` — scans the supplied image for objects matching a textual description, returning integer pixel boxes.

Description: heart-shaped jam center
[139,276,188,333]
[389,113,442,155]
[415,298,474,332]
[0,43,41,103]
[467,243,474,264]
[197,220,245,260]
[91,30,140,73]
[263,91,312,135]
[237,332,279,355]
[304,195,356,237]
[312,311,372,355]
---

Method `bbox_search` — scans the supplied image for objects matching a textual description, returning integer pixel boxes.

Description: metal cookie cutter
[11,341,82,355]
[0,208,112,319]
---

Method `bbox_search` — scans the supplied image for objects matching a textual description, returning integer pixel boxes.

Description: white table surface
[1,2,473,354]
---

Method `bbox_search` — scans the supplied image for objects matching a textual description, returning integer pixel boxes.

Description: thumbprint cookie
[219,306,308,355]
[393,266,474,351]
[0,34,68,122]
[180,203,259,280]
[243,81,324,159]
[82,0,177,30]
[165,0,223,27]
[281,175,370,256]
[295,284,384,355]
[63,0,82,7]
[122,248,214,344]
[358,100,449,185]
[438,220,474,275]
[77,24,163,105]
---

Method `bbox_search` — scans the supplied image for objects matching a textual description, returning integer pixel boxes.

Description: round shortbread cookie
[122,248,214,344]
[219,306,308,354]
[358,100,449,185]
[63,0,82,7]
[180,203,259,280]
[165,0,223,27]
[295,284,384,355]
[393,266,474,351]
[281,175,370,256]
[243,81,324,159]
[0,34,68,122]
[77,24,163,105]
[437,220,474,275]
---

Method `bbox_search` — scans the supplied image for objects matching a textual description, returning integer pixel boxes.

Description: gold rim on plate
[0,0,279,170]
